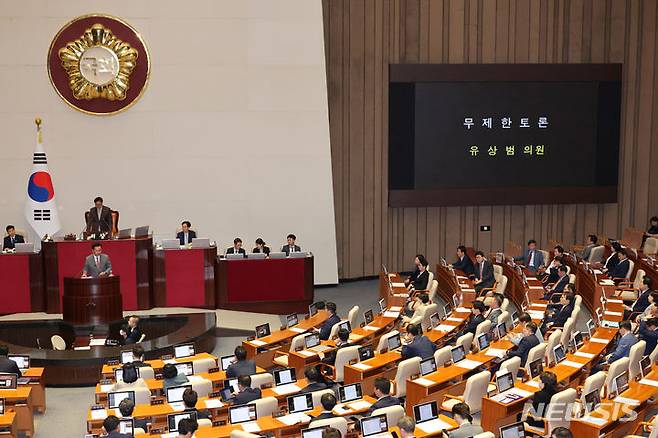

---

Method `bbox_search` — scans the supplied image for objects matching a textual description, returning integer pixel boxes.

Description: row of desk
[0,366,46,438]
[0,238,314,315]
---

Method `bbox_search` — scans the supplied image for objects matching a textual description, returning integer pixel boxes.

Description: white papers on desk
[363,325,379,331]
[528,310,545,319]
[74,346,91,351]
[348,334,361,341]
[455,307,472,313]
[605,311,622,317]
[99,384,113,393]
[250,339,266,347]
[589,337,609,344]
[290,327,306,333]
[383,311,400,318]
[525,380,541,388]
[490,387,533,404]
[170,402,186,412]
[163,359,178,364]
[272,383,301,395]
[351,362,372,371]
[532,303,547,308]
[445,317,461,322]
[89,338,106,346]
[389,306,403,312]
[559,360,585,369]
[434,324,456,332]
[91,409,109,420]
[574,351,596,359]
[391,282,406,288]
[485,348,507,359]
[593,269,603,274]
[613,396,640,406]
[454,359,483,370]
[241,421,261,433]
[413,377,435,387]
[161,433,178,438]
[277,413,311,425]
[387,273,395,278]
[416,418,454,434]
[298,350,315,357]
[639,378,658,387]
[529,286,545,290]
[457,276,467,280]
[461,288,475,293]
[607,299,623,304]
[580,415,607,426]
[347,400,372,411]
[600,280,615,286]
[205,399,223,408]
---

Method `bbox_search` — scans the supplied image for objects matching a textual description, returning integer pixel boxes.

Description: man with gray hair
[398,416,416,438]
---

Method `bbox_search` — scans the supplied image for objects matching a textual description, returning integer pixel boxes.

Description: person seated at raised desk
[111,362,148,392]
[232,375,261,405]
[365,377,400,416]
[624,277,654,320]
[402,292,431,324]
[321,328,353,366]
[176,221,196,245]
[601,241,623,272]
[300,366,327,394]
[404,254,424,287]
[401,323,436,360]
[312,393,338,420]
[506,322,540,368]
[408,256,429,291]
[0,345,21,377]
[484,294,503,328]
[459,300,485,336]
[2,225,24,250]
[591,320,637,373]
[521,371,560,430]
[541,293,575,334]
[162,363,189,390]
[473,251,494,294]
[441,402,483,438]
[182,388,211,420]
[580,234,598,262]
[102,415,132,438]
[117,398,148,432]
[87,196,113,236]
[281,233,301,255]
[646,216,658,239]
[638,318,658,356]
[450,245,474,276]
[252,238,270,255]
[608,248,631,280]
[82,243,112,278]
[176,418,198,438]
[635,290,658,323]
[542,266,570,301]
[318,302,340,341]
[226,345,256,378]
[514,239,545,274]
[226,237,246,255]
[540,255,564,285]
[508,313,543,345]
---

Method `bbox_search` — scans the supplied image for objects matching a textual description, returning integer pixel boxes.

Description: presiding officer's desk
[0,252,43,314]
[153,246,217,308]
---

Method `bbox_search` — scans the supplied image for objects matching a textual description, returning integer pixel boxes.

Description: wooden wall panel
[322,0,658,279]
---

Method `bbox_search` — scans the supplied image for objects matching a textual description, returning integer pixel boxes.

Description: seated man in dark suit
[176,221,196,245]
[232,375,262,405]
[226,238,246,255]
[450,245,474,276]
[282,234,301,255]
[87,196,113,235]
[541,293,575,334]
[639,318,658,356]
[252,238,270,255]
[542,266,570,301]
[473,251,495,294]
[484,294,503,329]
[3,225,25,250]
[401,324,436,360]
[300,366,327,393]
[117,398,148,432]
[102,415,132,438]
[507,322,540,367]
[0,345,21,377]
[322,328,352,366]
[318,302,340,341]
[608,249,631,280]
[459,300,485,336]
[182,388,211,420]
[312,393,338,420]
[602,242,622,271]
[541,256,564,285]
[226,345,256,378]
[580,234,598,262]
[623,277,653,320]
[408,256,430,291]
[125,316,142,344]
[514,240,545,274]
[82,243,112,278]
[365,377,400,416]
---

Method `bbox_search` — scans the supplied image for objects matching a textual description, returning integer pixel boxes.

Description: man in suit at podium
[87,196,113,235]
[226,238,246,255]
[281,234,301,255]
[3,225,25,250]
[176,221,196,245]
[82,243,112,278]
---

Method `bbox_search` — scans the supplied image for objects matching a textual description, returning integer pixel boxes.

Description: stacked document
[272,384,301,395]
[639,378,658,387]
[389,306,403,312]
[347,400,372,411]
[434,324,455,332]
[416,418,454,434]
[290,327,306,333]
[589,337,609,344]
[204,399,223,408]
[277,413,311,425]
[455,307,472,313]
[574,351,595,359]
[241,422,261,433]
[580,415,607,426]
[99,384,113,393]
[391,282,405,288]
[89,338,107,346]
[91,409,109,420]
[446,317,462,322]
[485,348,507,358]
[250,339,266,346]
[491,388,533,404]
[559,360,585,369]
[363,325,378,331]
[454,359,483,370]
[599,279,615,286]
[351,363,372,371]
[413,377,435,386]
[613,396,640,406]
[383,311,400,318]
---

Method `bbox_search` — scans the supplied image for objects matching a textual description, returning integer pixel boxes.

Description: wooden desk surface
[101,352,218,375]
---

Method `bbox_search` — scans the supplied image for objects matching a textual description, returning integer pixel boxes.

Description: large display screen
[389,64,621,206]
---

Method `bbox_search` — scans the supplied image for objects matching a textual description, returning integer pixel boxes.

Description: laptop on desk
[116,228,132,240]
[161,239,180,249]
[134,226,149,238]
[191,238,210,249]
[14,243,34,253]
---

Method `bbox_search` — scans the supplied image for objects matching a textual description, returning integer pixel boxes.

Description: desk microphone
[36,338,41,350]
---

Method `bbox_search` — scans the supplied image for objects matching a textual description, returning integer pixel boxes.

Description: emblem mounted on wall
[48,14,150,115]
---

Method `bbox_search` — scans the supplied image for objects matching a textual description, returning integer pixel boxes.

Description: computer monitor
[161,238,180,249]
[117,228,132,239]
[360,414,388,437]
[387,333,402,351]
[511,311,519,325]
[229,404,258,424]
[429,313,440,328]
[443,304,452,319]
[614,370,630,395]
[583,389,601,414]
[304,333,320,349]
[358,345,375,362]
[175,362,194,377]
[528,358,543,380]
[14,243,34,253]
[338,321,351,333]
[118,418,134,437]
[219,387,234,402]
[364,309,374,325]
[166,385,192,403]
[499,422,525,438]
[220,355,236,371]
[378,298,386,312]
[452,294,460,308]
[571,331,584,350]
[450,345,466,364]
[420,357,437,376]
[167,412,197,433]
[0,374,16,390]
[301,426,328,438]
[553,344,566,364]
[0,399,4,415]
[134,226,149,238]
[586,319,596,338]
[286,314,299,328]
[273,368,296,386]
[339,383,363,403]
[120,351,134,364]
[496,371,515,393]
[477,333,490,351]
[309,302,322,317]
[287,393,314,413]
[413,401,439,423]
[640,355,652,379]
[108,391,135,409]
[497,322,507,339]
[7,355,29,371]
[255,323,271,339]
[224,378,239,393]
[114,366,140,383]
[173,343,195,359]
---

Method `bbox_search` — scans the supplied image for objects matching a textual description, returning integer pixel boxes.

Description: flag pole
[35,117,42,144]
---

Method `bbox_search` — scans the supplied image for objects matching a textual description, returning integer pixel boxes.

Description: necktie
[184,233,188,245]
[528,251,534,267]
[480,262,483,277]
[95,256,100,268]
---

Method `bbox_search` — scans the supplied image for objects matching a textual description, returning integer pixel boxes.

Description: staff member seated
[313,393,338,420]
[130,345,147,368]
[591,320,637,373]
[232,375,261,404]
[401,324,436,360]
[318,302,340,341]
[102,415,132,438]
[176,221,196,245]
[541,293,575,334]
[442,403,483,438]
[3,225,24,250]
[111,363,148,392]
[628,279,656,320]
[542,266,570,300]
[580,234,598,261]
[459,300,485,336]
[405,254,424,287]
[402,293,431,324]
[365,377,400,416]
[118,399,148,432]
[82,243,112,278]
[608,248,631,280]
[450,245,474,275]
[162,363,189,390]
[282,234,301,254]
[300,366,328,393]
[176,418,198,438]
[226,238,246,255]
[252,238,270,255]
[182,388,211,420]
[522,371,560,430]
[226,345,256,378]
[322,328,353,365]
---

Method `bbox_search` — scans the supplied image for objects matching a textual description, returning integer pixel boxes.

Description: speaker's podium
[63,276,123,325]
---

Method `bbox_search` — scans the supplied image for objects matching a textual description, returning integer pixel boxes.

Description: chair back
[372,405,405,428]
[645,237,658,257]
[434,346,452,368]
[559,318,575,348]
[474,320,491,340]
[648,414,658,438]
[254,396,278,418]
[568,274,576,285]
[420,303,439,331]
[495,275,508,295]
[525,343,547,370]
[329,320,347,339]
[574,294,583,308]
[545,329,562,364]
[462,370,491,413]
[429,280,439,303]
[192,358,216,374]
[347,306,360,328]
[134,387,151,405]
[497,311,510,330]
[499,356,521,377]
[425,271,435,290]
[138,367,155,380]
[393,357,421,397]
[633,269,646,290]
[501,297,511,313]
[628,340,646,380]
[290,334,307,352]
[51,335,66,350]
[376,331,400,353]
[455,333,474,354]
[624,260,635,279]
[250,373,274,389]
[605,357,630,395]
[539,250,550,265]
[308,417,348,436]
[651,343,658,364]
[580,371,606,401]
[191,377,212,398]
[334,346,360,382]
[545,388,577,432]
[589,245,605,264]
[493,264,503,280]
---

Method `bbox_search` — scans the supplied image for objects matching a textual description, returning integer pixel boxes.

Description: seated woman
[522,371,560,429]
[402,293,431,325]
[111,362,148,392]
